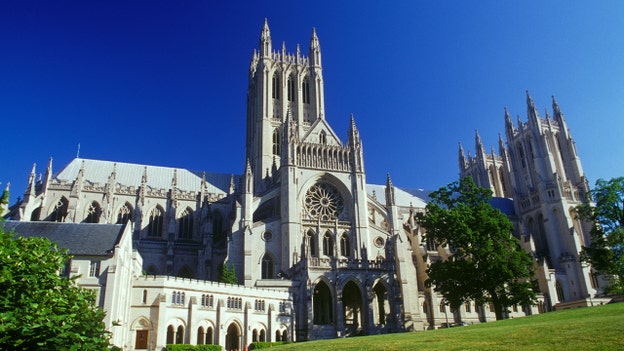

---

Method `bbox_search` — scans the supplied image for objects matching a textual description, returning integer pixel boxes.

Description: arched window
[178,208,194,240]
[287,76,295,102]
[259,329,266,342]
[275,330,281,342]
[212,211,226,249]
[307,230,317,257]
[147,206,164,237]
[116,202,133,224]
[465,301,471,312]
[322,231,333,257]
[272,74,280,100]
[319,130,327,145]
[49,197,69,222]
[166,325,174,344]
[517,142,526,168]
[272,128,281,156]
[252,329,258,342]
[340,232,350,257]
[176,325,184,344]
[85,201,101,223]
[439,301,446,313]
[197,326,205,345]
[206,327,213,344]
[302,78,310,104]
[261,254,274,279]
[30,207,41,221]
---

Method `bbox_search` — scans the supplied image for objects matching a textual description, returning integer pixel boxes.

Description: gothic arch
[224,319,242,351]
[322,230,334,257]
[372,280,390,326]
[260,252,275,279]
[298,173,354,208]
[130,316,152,330]
[116,202,133,224]
[146,205,165,238]
[47,196,69,222]
[312,278,334,325]
[342,279,364,336]
[196,320,216,345]
[178,207,194,240]
[84,201,101,223]
[306,229,318,257]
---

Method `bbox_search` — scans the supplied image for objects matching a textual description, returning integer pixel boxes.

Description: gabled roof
[55,158,237,194]
[366,184,430,208]
[2,221,124,256]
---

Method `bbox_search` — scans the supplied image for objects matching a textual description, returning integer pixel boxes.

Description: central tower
[246,19,326,187]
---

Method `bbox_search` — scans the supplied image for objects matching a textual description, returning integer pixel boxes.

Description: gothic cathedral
[5,20,607,349]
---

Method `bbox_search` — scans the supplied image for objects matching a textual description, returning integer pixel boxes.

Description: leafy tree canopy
[416,177,537,320]
[0,225,111,350]
[577,177,624,294]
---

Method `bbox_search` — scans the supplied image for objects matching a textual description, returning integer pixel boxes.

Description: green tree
[0,226,111,350]
[416,177,537,320]
[219,262,238,284]
[577,177,624,294]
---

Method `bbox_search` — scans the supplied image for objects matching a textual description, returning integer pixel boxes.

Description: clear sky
[2,1,623,204]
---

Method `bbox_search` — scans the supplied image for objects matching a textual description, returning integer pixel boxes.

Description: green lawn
[272,303,624,351]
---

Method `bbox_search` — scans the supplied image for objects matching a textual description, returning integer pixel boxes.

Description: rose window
[304,182,344,221]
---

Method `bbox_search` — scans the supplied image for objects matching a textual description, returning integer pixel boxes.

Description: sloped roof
[55,158,237,194]
[366,184,430,208]
[2,221,124,256]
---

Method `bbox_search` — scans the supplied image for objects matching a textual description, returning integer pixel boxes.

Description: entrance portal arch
[225,322,241,351]
[342,280,363,336]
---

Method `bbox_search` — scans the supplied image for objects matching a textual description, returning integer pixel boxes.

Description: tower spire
[259,18,272,58]
[309,27,322,67]
[458,142,467,169]
[385,173,396,207]
[526,90,540,123]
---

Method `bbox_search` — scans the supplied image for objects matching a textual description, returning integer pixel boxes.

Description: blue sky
[2,1,623,204]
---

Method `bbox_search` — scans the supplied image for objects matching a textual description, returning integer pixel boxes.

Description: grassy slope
[273,303,624,351]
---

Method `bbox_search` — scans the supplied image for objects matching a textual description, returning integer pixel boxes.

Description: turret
[309,27,322,68]
[458,142,467,170]
[385,174,396,207]
[347,115,364,173]
[259,18,271,58]
[526,90,541,127]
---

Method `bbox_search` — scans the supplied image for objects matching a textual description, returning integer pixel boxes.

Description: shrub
[166,345,222,351]
[249,341,292,349]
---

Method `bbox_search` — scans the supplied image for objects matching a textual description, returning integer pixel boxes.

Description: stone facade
[6,20,609,350]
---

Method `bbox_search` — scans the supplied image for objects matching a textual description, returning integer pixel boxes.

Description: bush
[249,341,292,349]
[166,345,222,351]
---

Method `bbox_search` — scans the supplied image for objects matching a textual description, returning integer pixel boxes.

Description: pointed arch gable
[146,205,165,237]
[116,202,134,224]
[84,201,102,223]
[178,207,194,240]
[47,196,69,222]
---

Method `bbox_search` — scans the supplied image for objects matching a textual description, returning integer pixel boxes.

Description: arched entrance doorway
[313,281,333,325]
[225,323,240,351]
[372,282,389,326]
[342,281,363,336]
